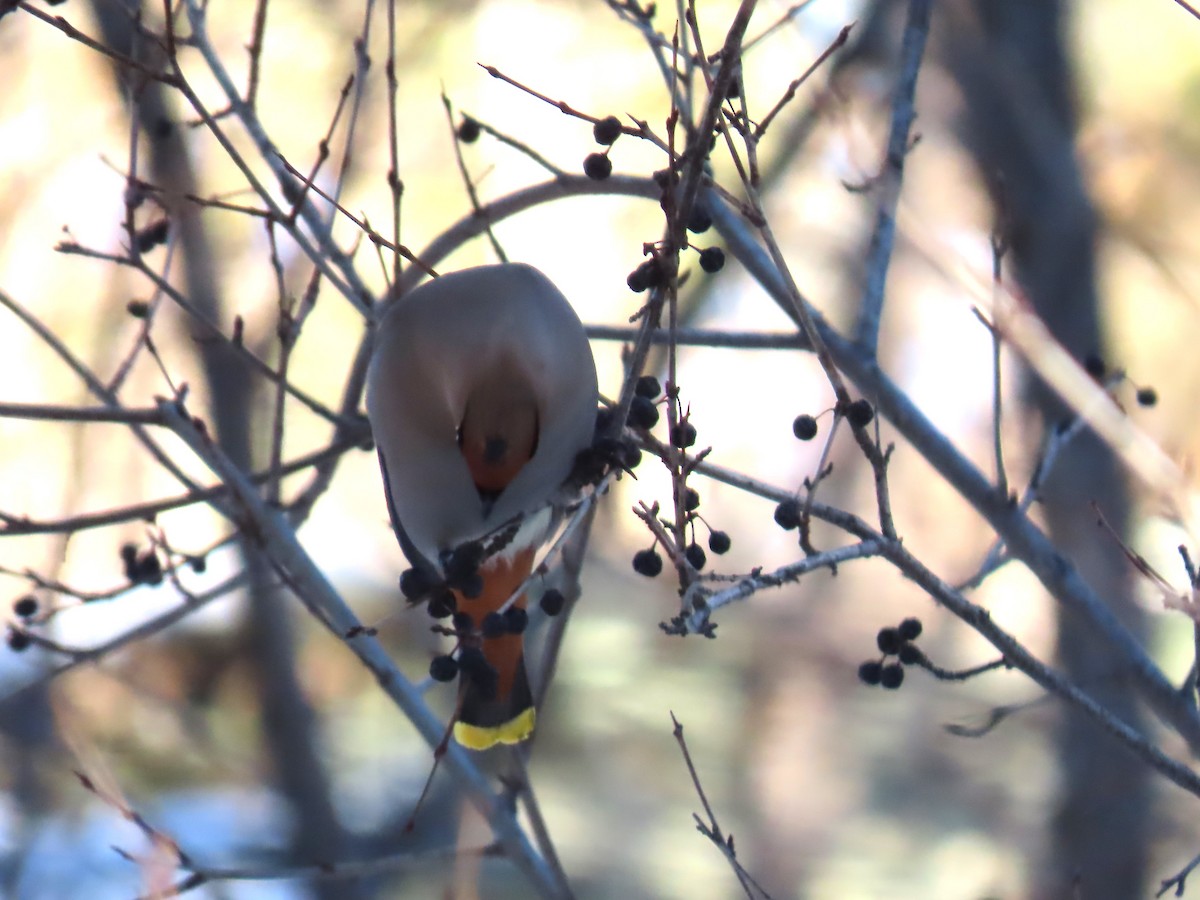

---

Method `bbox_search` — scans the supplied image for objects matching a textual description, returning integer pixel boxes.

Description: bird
[366,263,598,750]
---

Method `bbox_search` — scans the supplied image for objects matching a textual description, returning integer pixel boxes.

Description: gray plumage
[366,263,598,573]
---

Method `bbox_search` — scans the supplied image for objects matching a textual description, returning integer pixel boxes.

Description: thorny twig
[671,712,774,899]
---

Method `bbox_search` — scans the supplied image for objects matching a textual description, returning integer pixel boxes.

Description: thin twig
[2,571,251,703]
[16,2,182,87]
[244,0,270,110]
[443,93,507,263]
[671,712,774,899]
[754,23,850,138]
[1170,0,1200,21]
[0,289,200,492]
[1159,847,1200,897]
[385,0,403,288]
[851,0,933,355]
[178,0,371,312]
[0,435,363,537]
[678,538,888,631]
[0,402,165,424]
[585,324,808,349]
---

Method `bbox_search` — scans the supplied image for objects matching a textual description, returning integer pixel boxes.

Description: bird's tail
[453,545,537,750]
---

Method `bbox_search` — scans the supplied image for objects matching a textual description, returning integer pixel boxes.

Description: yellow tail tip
[454,708,536,751]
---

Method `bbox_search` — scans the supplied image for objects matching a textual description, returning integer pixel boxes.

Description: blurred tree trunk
[90,4,354,896]
[947,2,1150,896]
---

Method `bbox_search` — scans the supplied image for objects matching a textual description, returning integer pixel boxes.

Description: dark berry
[457,646,488,674]
[573,442,603,479]
[792,414,818,441]
[1083,355,1106,379]
[429,654,459,682]
[189,556,207,574]
[1136,387,1158,407]
[686,206,712,234]
[134,220,169,253]
[540,588,566,616]
[846,399,874,428]
[503,606,529,634]
[670,422,697,449]
[126,300,150,318]
[427,590,456,619]
[621,443,643,470]
[685,542,707,571]
[591,436,624,464]
[481,611,506,639]
[399,567,432,601]
[626,259,664,293]
[880,663,905,689]
[457,574,484,600]
[593,115,622,145]
[634,374,662,398]
[773,499,801,531]
[594,406,617,436]
[120,543,139,581]
[583,152,612,180]
[858,660,883,685]
[13,596,38,618]
[7,629,30,652]
[707,530,731,554]
[897,643,923,666]
[443,544,483,583]
[683,488,700,512]
[632,548,663,578]
[591,438,639,474]
[627,395,659,429]
[457,116,481,143]
[897,617,923,641]
[698,247,725,273]
[135,552,163,586]
[876,627,902,655]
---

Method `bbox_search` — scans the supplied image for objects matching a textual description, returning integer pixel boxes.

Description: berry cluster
[569,405,644,488]
[583,115,622,181]
[631,517,732,578]
[625,378,731,578]
[858,617,923,690]
[401,554,567,620]
[430,646,497,698]
[624,170,725,291]
[426,589,563,688]
[785,400,874,448]
[625,374,699,451]
[6,595,38,652]
[774,401,878,532]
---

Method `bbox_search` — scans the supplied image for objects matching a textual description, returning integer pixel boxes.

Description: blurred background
[2,0,1200,897]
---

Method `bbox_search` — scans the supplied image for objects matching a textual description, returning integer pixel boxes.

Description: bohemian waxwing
[366,263,599,750]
